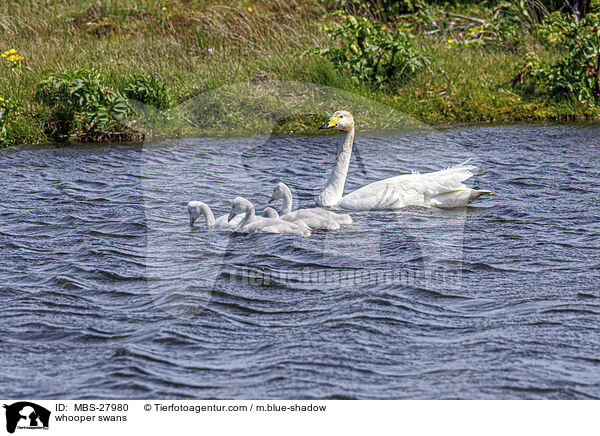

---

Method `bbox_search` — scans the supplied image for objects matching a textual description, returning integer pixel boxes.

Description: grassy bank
[0,0,598,146]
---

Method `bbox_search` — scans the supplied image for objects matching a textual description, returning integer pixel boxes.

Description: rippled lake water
[1,123,599,399]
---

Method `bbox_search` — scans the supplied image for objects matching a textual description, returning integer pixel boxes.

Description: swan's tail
[421,159,476,188]
[450,158,477,177]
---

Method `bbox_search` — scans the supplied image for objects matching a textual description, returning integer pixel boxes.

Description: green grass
[0,0,598,145]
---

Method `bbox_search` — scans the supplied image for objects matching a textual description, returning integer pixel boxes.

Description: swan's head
[228,196,253,222]
[187,201,209,226]
[269,182,291,203]
[262,207,279,218]
[319,110,354,132]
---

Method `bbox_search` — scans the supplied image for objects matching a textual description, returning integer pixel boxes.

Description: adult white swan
[268,182,352,230]
[228,197,311,237]
[317,111,491,210]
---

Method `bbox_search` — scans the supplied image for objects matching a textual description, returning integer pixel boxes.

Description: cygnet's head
[269,182,290,203]
[187,201,209,226]
[262,207,279,218]
[228,196,252,222]
[318,110,354,132]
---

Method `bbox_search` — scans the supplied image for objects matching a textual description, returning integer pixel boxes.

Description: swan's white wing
[338,161,476,210]
[338,178,422,210]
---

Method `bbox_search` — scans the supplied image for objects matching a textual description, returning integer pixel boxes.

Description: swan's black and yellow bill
[319,116,339,130]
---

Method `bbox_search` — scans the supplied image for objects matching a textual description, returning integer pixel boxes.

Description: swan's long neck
[281,185,293,214]
[317,126,354,207]
[237,203,256,229]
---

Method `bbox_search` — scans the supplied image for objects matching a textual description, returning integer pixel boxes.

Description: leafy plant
[123,74,172,109]
[537,11,574,43]
[0,97,21,147]
[36,68,133,141]
[514,13,600,104]
[0,97,10,146]
[309,12,430,88]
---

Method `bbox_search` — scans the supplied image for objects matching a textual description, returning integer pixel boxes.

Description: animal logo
[3,402,50,434]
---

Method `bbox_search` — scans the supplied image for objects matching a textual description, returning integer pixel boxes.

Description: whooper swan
[317,111,491,210]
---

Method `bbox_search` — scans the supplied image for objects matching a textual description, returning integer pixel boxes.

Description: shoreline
[8,117,600,150]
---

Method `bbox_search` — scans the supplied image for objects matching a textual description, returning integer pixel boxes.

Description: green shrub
[0,97,20,147]
[36,68,133,141]
[0,97,10,146]
[537,11,574,43]
[123,74,172,110]
[515,13,600,104]
[309,12,430,88]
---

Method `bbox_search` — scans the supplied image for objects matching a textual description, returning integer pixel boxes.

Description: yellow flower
[447,39,455,45]
[7,54,23,63]
[247,6,253,12]
[162,6,167,11]
[2,49,17,58]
